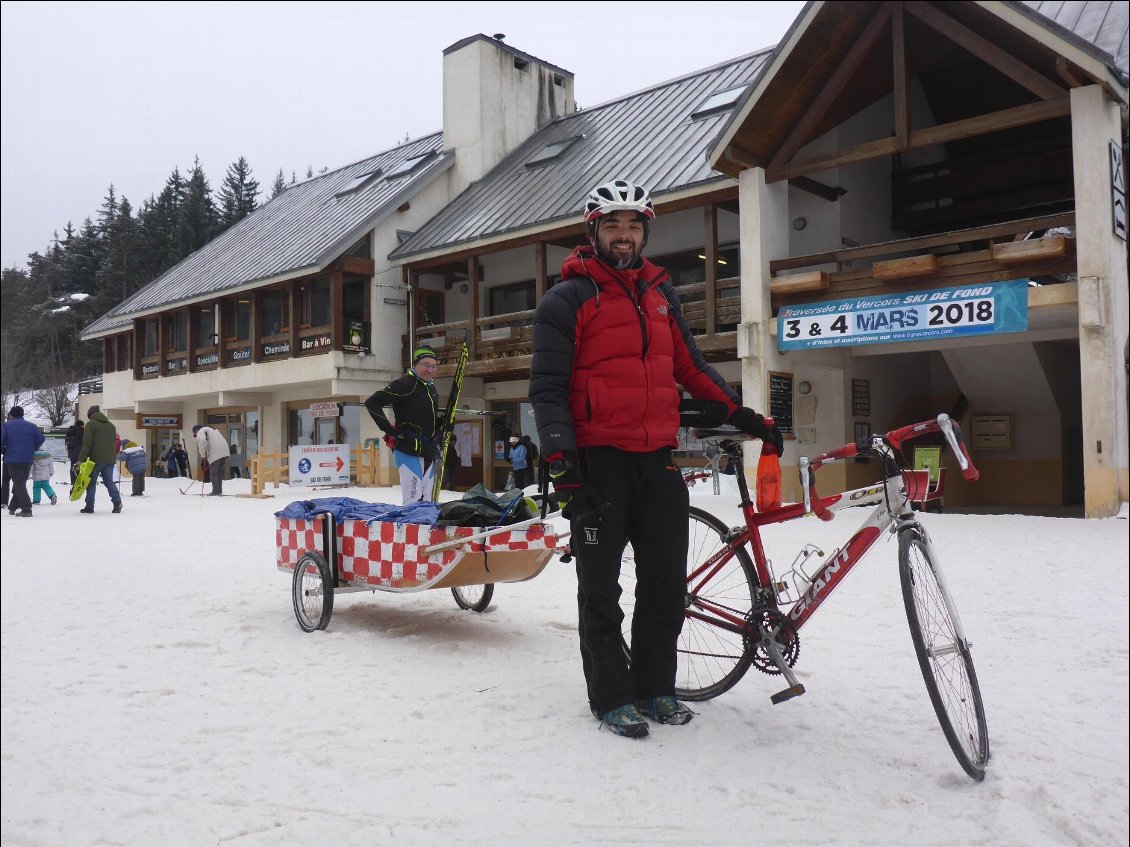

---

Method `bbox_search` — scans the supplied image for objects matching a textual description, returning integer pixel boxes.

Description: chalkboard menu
[768,371,794,436]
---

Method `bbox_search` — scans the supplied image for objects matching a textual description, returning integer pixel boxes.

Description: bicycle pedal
[770,684,806,705]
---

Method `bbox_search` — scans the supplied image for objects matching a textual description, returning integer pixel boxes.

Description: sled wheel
[451,584,494,613]
[292,551,334,632]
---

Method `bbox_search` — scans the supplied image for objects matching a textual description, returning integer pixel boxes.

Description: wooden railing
[247,443,386,497]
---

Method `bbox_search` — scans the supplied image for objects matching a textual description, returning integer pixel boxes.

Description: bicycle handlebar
[801,414,979,519]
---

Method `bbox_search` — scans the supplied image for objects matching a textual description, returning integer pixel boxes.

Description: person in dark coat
[530,179,777,738]
[64,420,85,484]
[77,405,122,514]
[1,406,45,517]
[364,345,444,504]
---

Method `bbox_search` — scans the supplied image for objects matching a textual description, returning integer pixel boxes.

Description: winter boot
[599,704,650,738]
[80,506,94,514]
[50,494,58,505]
[636,696,695,726]
[112,501,123,514]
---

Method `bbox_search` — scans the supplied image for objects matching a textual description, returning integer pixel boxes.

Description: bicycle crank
[745,608,806,704]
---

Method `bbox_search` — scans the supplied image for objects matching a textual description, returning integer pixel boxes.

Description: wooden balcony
[769,212,1076,310]
[417,276,743,378]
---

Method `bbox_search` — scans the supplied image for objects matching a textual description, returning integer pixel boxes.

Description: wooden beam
[873,254,939,280]
[769,3,894,172]
[788,176,846,202]
[467,256,479,360]
[704,204,717,336]
[330,270,344,350]
[767,98,1071,182]
[1055,57,1085,89]
[906,2,1066,101]
[535,241,547,301]
[769,271,830,296]
[892,2,909,148]
[722,143,765,171]
[991,235,1073,263]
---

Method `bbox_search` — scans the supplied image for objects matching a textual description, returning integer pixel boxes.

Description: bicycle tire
[292,551,334,633]
[451,583,494,613]
[899,530,989,780]
[620,505,759,701]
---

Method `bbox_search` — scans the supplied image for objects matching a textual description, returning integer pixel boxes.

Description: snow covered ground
[2,462,1127,847]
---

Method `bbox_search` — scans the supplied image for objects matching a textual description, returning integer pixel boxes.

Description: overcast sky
[0,0,807,271]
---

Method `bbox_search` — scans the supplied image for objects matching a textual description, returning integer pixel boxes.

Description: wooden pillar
[467,256,479,359]
[217,301,227,368]
[251,291,263,364]
[330,271,344,349]
[892,3,909,147]
[187,306,199,373]
[704,204,718,336]
[535,242,547,301]
[132,321,142,379]
[288,280,299,358]
[158,314,167,377]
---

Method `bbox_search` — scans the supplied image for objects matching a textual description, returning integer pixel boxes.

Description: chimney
[442,34,575,188]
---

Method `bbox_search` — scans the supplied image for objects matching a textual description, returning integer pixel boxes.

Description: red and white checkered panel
[275,517,323,571]
[336,521,557,590]
[467,522,556,553]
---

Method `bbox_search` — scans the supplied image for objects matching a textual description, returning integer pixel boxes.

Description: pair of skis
[431,342,470,502]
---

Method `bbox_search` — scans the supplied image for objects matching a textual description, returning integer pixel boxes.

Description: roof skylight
[335,170,382,198]
[525,135,583,167]
[385,152,435,180]
[691,85,748,119]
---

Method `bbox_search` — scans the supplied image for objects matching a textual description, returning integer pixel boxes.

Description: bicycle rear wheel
[899,530,989,780]
[620,506,758,701]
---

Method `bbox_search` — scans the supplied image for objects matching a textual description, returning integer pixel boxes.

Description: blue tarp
[274,497,439,525]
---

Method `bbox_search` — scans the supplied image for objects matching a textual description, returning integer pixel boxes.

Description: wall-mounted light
[797,380,812,395]
[793,217,808,231]
[697,254,728,264]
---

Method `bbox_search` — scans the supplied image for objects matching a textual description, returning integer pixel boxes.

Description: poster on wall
[777,279,1029,351]
[768,371,794,436]
[288,443,351,487]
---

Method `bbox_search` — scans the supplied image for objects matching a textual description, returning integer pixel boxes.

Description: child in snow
[31,448,58,506]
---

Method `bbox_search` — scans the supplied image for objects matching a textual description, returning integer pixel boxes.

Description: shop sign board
[310,402,340,418]
[288,443,351,487]
[777,279,1029,351]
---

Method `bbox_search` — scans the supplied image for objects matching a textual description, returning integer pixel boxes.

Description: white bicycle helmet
[583,179,655,223]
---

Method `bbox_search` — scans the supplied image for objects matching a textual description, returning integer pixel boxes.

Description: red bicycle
[619,413,990,780]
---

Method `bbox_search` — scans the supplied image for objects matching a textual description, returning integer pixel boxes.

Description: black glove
[548,459,603,522]
[728,406,784,454]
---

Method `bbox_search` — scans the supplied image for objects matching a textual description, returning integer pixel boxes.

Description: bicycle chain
[745,607,801,675]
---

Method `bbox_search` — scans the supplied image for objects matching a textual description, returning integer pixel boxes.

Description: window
[385,152,435,180]
[143,318,159,357]
[260,289,290,336]
[299,278,331,328]
[653,243,741,287]
[416,289,444,328]
[196,306,216,347]
[525,136,582,167]
[164,311,188,352]
[488,280,535,316]
[226,298,252,341]
[691,85,748,119]
[335,170,382,198]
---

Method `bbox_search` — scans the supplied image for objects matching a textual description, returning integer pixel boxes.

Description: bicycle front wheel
[621,506,759,701]
[899,530,989,780]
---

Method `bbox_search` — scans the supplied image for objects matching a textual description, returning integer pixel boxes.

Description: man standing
[364,345,444,504]
[1,406,45,517]
[530,179,777,738]
[77,405,122,514]
[192,424,230,496]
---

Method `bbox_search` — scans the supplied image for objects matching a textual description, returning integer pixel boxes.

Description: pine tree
[177,156,216,255]
[218,156,259,230]
[270,168,287,199]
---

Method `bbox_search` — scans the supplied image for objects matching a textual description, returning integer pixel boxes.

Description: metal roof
[81,133,450,339]
[1018,0,1129,77]
[388,49,773,261]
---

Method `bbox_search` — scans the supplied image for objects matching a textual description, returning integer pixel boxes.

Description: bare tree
[1,333,30,417]
[31,365,78,427]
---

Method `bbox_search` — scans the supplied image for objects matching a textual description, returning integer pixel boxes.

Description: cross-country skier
[365,345,445,504]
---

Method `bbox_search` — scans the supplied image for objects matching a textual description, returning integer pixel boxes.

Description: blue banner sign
[777,279,1029,351]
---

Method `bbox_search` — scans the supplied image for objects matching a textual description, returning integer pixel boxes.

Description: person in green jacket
[77,405,122,514]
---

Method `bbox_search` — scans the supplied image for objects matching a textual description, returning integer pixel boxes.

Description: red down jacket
[530,246,738,456]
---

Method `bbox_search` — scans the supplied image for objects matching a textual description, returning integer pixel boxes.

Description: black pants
[514,466,534,489]
[208,457,227,494]
[6,463,32,514]
[572,446,688,716]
